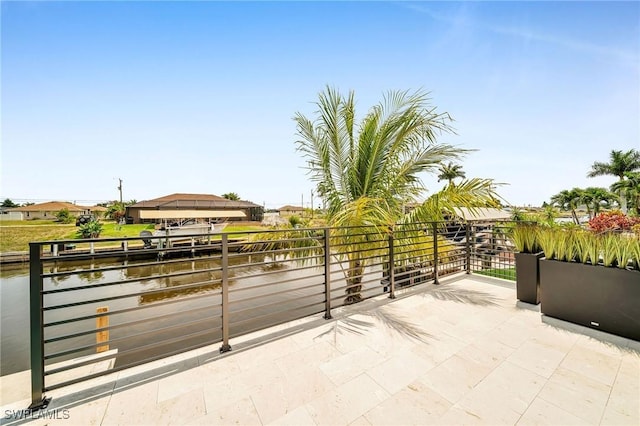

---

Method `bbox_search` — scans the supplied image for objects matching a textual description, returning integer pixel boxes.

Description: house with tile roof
[126,193,264,224]
[277,205,305,216]
[7,201,106,220]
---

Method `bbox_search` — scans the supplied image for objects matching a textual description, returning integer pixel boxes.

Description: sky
[1,1,639,210]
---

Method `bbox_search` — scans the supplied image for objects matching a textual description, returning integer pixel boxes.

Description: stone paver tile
[517,396,587,425]
[320,319,379,355]
[197,351,242,378]
[61,394,111,426]
[363,380,451,425]
[289,322,338,349]
[348,415,373,425]
[109,357,199,403]
[410,333,466,365]
[467,334,517,362]
[456,361,546,423]
[366,348,437,394]
[187,396,260,426]
[101,380,159,426]
[529,325,580,352]
[275,341,341,374]
[457,340,510,371]
[250,365,335,424]
[574,334,627,358]
[601,355,640,424]
[157,366,205,403]
[560,343,622,386]
[4,393,111,426]
[434,406,487,425]
[306,373,389,425]
[537,367,611,424]
[601,407,640,426]
[230,336,302,372]
[319,345,386,386]
[202,359,284,412]
[418,353,493,404]
[267,405,315,426]
[151,388,206,425]
[484,320,535,349]
[507,339,568,378]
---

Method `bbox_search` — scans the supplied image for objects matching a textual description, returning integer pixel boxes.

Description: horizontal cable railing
[27,220,517,408]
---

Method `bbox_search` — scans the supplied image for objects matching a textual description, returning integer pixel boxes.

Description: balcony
[2,274,637,425]
[3,221,638,424]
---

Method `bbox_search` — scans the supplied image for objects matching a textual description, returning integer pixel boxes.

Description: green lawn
[475,268,516,281]
[0,221,268,253]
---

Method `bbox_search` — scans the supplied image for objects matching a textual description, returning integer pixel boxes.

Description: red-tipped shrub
[588,211,640,233]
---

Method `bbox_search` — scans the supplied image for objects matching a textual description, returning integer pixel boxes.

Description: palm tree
[550,188,582,224]
[611,172,640,215]
[294,87,500,303]
[437,163,466,185]
[580,187,617,219]
[588,149,640,213]
[222,192,240,201]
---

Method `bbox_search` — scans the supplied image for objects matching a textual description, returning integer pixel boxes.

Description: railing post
[29,243,49,409]
[465,223,471,274]
[432,223,439,285]
[388,232,396,299]
[323,228,332,319]
[219,234,231,353]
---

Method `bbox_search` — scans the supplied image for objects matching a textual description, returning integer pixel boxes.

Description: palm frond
[404,178,502,223]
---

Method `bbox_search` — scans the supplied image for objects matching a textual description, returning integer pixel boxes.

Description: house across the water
[126,193,264,224]
[4,201,107,221]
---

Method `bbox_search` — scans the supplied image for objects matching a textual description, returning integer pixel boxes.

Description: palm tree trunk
[620,191,628,214]
[345,258,364,305]
[571,209,579,225]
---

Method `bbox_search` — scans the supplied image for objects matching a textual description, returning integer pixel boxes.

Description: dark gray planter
[539,259,640,341]
[515,252,544,304]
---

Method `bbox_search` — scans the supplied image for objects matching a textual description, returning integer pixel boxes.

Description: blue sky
[2,1,638,209]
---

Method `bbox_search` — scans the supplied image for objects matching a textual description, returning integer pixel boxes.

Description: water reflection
[1,250,330,377]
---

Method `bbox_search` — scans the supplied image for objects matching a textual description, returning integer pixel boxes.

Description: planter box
[539,259,640,341]
[515,252,543,304]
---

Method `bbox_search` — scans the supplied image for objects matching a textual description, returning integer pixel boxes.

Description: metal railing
[27,220,517,408]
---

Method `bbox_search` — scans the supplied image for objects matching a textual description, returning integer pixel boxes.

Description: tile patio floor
[1,275,638,425]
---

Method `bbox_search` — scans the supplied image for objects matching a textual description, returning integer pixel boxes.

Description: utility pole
[117,178,123,204]
[310,190,314,219]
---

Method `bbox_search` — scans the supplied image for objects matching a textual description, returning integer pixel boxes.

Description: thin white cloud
[403,2,639,66]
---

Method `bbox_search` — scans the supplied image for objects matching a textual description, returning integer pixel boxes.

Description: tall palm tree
[611,172,640,215]
[588,149,640,213]
[437,162,466,185]
[550,188,582,224]
[295,87,500,303]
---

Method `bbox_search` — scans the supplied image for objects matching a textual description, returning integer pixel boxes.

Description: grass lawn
[0,221,268,253]
[0,224,77,253]
[475,267,516,281]
[0,220,60,226]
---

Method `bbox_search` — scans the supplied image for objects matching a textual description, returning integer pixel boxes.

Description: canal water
[0,254,382,378]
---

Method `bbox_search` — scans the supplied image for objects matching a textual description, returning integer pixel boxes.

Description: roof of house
[8,201,88,212]
[129,193,261,209]
[278,205,305,211]
[452,207,512,221]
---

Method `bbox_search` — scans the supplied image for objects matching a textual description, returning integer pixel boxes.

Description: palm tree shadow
[315,307,433,344]
[314,284,500,344]
[423,286,501,306]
